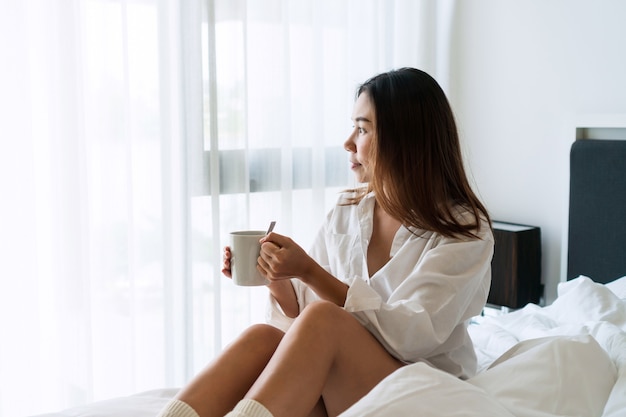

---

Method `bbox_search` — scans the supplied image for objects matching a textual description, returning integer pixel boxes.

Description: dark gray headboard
[567,139,626,283]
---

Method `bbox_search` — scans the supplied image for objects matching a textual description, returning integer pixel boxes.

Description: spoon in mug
[266,221,276,235]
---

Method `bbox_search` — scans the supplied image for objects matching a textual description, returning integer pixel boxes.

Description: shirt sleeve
[265,289,296,332]
[265,278,321,332]
[343,231,493,364]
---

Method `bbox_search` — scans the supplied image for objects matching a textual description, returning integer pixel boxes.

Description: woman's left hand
[258,232,316,282]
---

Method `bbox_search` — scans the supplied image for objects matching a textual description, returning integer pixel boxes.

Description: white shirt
[266,192,493,379]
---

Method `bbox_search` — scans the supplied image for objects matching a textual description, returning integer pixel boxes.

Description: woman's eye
[358,127,365,134]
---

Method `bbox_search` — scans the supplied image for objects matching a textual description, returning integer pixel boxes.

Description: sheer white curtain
[0,0,448,415]
[1,1,188,415]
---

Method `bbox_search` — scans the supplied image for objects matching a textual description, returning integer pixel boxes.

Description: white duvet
[342,276,626,417]
[34,276,626,417]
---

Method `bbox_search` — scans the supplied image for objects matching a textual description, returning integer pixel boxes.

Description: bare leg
[246,301,404,417]
[176,323,284,417]
[307,398,328,417]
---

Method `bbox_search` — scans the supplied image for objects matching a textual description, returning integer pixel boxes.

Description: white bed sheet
[33,388,178,417]
[32,276,626,417]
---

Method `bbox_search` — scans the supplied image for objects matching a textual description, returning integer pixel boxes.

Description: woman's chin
[350,166,370,184]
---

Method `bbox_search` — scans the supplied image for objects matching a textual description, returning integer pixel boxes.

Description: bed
[33,138,626,417]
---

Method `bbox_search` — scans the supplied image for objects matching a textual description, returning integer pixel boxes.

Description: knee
[238,323,284,350]
[298,300,347,328]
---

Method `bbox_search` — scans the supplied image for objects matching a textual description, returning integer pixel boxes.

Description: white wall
[447,0,626,303]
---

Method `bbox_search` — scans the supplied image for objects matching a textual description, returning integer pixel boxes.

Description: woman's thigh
[298,301,404,416]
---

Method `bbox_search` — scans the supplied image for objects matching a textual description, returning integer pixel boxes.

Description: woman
[157,68,493,417]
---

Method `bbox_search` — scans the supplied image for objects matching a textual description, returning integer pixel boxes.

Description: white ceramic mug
[229,230,268,286]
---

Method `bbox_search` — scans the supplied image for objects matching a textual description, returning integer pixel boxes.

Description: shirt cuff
[265,293,295,332]
[344,276,382,313]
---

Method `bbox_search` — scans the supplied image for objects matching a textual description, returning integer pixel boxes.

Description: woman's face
[344,92,376,183]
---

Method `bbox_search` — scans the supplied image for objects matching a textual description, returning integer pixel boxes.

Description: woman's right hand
[221,246,232,278]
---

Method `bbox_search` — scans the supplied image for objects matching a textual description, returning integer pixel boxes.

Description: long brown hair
[345,68,490,239]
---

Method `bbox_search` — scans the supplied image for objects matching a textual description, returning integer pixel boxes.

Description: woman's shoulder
[405,205,492,243]
[450,205,493,242]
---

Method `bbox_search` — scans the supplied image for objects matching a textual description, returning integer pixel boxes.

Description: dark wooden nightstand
[488,221,542,309]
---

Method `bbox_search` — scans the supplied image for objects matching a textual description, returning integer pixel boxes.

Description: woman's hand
[257,232,316,282]
[221,246,232,278]
[259,232,349,308]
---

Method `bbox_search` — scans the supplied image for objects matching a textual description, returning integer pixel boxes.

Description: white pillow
[468,335,616,417]
[605,275,626,299]
[546,276,626,327]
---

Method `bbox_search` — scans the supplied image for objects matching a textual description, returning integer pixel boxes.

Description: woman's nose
[344,132,356,152]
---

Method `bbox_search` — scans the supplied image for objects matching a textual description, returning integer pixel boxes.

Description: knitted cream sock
[156,399,200,417]
[224,398,274,417]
